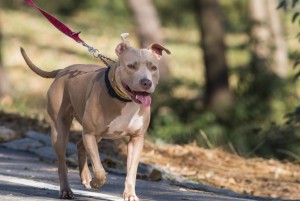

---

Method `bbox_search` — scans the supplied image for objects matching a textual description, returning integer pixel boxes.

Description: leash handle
[23,0,84,44]
[23,0,116,67]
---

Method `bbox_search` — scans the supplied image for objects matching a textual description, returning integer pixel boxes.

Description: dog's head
[114,33,171,107]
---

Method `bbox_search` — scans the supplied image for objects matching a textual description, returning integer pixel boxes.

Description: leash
[23,0,116,68]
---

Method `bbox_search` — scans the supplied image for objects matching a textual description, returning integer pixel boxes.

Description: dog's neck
[105,65,132,102]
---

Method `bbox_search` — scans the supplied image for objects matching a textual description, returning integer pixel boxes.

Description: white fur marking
[108,104,144,135]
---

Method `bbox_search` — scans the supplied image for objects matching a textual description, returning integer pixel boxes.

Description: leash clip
[82,43,95,53]
[86,45,100,59]
[81,42,116,68]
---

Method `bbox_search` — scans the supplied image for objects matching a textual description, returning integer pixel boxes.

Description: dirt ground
[1,112,300,200]
[142,141,300,200]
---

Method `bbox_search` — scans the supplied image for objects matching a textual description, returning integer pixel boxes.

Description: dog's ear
[115,33,131,56]
[148,43,171,60]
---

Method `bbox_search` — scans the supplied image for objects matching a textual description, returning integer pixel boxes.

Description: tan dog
[20,33,170,201]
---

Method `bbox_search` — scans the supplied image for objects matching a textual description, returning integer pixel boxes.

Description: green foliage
[252,0,300,162]
[253,124,300,161]
[277,0,299,10]
[220,0,249,33]
[153,0,196,28]
[150,66,299,160]
[152,0,249,32]
[40,0,86,16]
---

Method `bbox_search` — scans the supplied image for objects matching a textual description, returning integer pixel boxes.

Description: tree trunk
[194,0,233,111]
[126,0,169,80]
[248,0,271,62]
[266,0,288,77]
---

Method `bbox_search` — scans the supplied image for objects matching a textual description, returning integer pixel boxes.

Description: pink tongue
[136,95,152,107]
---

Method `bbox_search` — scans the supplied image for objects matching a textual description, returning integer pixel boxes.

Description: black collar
[104,67,132,102]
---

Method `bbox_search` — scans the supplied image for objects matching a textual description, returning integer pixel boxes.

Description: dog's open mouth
[122,83,152,107]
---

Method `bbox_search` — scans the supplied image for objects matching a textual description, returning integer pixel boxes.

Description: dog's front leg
[123,135,144,201]
[77,139,92,189]
[82,134,106,189]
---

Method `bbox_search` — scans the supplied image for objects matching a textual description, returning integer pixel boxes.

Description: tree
[249,0,270,60]
[266,0,288,78]
[194,0,233,112]
[248,0,288,78]
[126,0,169,80]
[276,0,300,80]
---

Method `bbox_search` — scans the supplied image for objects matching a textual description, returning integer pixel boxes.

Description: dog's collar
[105,66,132,102]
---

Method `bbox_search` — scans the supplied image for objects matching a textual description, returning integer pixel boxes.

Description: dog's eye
[127,64,135,70]
[151,66,157,71]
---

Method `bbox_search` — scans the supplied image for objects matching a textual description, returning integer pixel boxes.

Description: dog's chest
[107,104,144,136]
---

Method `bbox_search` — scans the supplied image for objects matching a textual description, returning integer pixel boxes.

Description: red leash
[24,0,84,44]
[23,0,116,67]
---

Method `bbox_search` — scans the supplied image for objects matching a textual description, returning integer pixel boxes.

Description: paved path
[0,146,282,201]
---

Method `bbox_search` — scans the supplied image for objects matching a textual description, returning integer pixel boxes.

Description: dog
[20,33,170,201]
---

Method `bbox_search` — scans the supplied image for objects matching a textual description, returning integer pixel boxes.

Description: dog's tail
[20,47,60,78]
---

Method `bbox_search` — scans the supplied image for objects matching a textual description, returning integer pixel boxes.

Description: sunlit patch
[0,174,123,201]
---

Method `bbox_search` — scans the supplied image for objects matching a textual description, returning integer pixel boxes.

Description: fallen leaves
[141,141,300,199]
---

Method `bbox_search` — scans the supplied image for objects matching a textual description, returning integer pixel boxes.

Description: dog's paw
[59,189,74,199]
[124,195,140,201]
[123,183,139,201]
[90,177,106,190]
[123,191,139,201]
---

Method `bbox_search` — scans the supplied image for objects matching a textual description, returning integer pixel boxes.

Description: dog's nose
[140,78,152,90]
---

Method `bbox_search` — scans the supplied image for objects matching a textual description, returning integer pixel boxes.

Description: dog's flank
[20,33,170,201]
[20,47,60,78]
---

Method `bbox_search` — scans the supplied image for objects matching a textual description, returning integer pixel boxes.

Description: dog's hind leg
[49,110,74,199]
[47,87,74,199]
